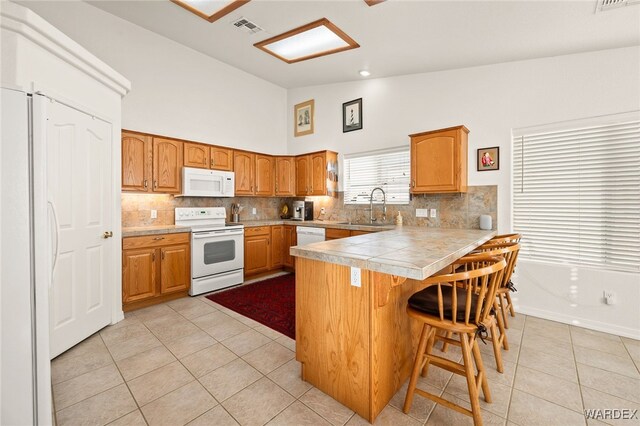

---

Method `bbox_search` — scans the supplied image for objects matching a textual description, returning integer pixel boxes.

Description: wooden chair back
[483,233,521,245]
[422,255,506,327]
[469,242,520,292]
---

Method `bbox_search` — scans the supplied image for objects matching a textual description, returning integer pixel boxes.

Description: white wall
[287,47,640,337]
[23,1,288,154]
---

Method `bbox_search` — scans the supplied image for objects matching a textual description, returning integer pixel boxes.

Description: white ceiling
[89,0,640,89]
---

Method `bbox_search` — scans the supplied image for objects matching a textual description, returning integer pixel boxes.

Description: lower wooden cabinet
[122,232,190,311]
[283,225,296,269]
[271,226,284,268]
[244,227,271,276]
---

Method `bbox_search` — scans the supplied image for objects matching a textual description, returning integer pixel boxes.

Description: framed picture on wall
[477,146,499,171]
[294,99,314,137]
[342,98,362,132]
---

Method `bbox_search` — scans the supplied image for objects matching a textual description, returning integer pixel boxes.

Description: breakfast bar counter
[290,227,496,423]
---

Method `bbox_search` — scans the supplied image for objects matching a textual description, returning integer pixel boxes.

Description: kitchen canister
[480,214,492,230]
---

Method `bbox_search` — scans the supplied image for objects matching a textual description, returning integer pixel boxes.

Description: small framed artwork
[477,147,499,171]
[342,98,362,133]
[294,99,314,137]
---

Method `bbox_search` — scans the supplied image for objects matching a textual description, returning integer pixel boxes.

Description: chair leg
[403,324,431,414]
[460,333,484,426]
[421,327,437,377]
[498,293,509,329]
[505,292,516,317]
[471,337,492,404]
[441,331,453,352]
[489,318,504,373]
[494,300,509,351]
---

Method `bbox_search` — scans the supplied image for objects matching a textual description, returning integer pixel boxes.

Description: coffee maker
[292,201,314,221]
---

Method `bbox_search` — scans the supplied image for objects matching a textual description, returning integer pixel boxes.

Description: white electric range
[175,207,244,296]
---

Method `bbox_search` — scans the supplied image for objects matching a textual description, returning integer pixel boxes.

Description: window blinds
[343,147,410,205]
[512,114,640,272]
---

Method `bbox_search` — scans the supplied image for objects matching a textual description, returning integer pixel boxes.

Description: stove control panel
[175,207,227,222]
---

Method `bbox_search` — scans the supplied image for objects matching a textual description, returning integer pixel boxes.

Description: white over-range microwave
[179,167,235,197]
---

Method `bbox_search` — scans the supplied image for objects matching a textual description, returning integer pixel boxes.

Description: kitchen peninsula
[291,227,496,423]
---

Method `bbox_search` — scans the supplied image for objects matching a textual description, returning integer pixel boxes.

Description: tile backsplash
[122,185,497,230]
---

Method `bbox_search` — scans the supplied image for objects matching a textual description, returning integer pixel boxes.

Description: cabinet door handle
[153,236,165,240]
[153,180,158,189]
[412,180,416,187]
[143,179,148,189]
[161,250,165,260]
[210,158,214,168]
[152,252,155,261]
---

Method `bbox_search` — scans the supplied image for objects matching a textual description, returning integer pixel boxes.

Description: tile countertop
[290,227,496,281]
[122,225,192,238]
[235,219,396,232]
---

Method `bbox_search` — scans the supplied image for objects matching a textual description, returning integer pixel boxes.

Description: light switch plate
[351,267,361,287]
[430,208,437,218]
[150,209,157,219]
[416,208,428,218]
[252,208,257,215]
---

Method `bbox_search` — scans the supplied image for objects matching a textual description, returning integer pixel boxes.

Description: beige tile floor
[51,293,640,426]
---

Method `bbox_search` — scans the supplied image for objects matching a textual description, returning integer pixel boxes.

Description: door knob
[103,231,113,239]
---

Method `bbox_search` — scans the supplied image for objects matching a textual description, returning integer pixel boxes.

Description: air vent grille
[596,0,640,12]
[231,17,263,34]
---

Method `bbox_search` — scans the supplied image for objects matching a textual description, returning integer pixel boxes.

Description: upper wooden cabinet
[153,138,183,193]
[183,142,209,169]
[255,154,274,196]
[275,157,296,196]
[296,151,338,196]
[211,147,233,171]
[234,151,255,195]
[122,132,152,192]
[410,126,468,194]
[183,142,234,171]
[234,152,275,196]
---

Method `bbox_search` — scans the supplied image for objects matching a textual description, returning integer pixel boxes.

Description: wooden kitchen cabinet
[183,142,209,169]
[271,226,284,268]
[234,151,255,196]
[122,232,191,311]
[410,125,469,193]
[235,152,275,196]
[153,137,183,193]
[275,157,296,196]
[326,228,351,240]
[211,147,233,171]
[296,151,338,196]
[283,225,296,269]
[122,131,152,192]
[255,154,275,196]
[244,226,271,276]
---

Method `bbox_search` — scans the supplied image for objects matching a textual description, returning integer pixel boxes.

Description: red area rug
[206,274,295,339]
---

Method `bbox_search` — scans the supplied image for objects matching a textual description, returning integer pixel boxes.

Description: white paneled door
[47,100,113,358]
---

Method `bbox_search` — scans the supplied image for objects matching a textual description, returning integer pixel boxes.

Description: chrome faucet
[369,187,387,223]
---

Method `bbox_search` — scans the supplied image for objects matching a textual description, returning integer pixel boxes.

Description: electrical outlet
[430,208,437,218]
[416,208,428,218]
[320,207,326,215]
[150,209,157,219]
[603,290,616,305]
[351,267,361,287]
[252,207,257,215]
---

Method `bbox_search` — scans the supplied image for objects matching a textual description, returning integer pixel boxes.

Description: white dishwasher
[296,226,326,245]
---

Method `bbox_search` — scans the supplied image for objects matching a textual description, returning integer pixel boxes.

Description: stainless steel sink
[337,221,391,227]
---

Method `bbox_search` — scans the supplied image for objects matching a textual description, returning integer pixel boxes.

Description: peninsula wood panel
[183,142,210,168]
[122,132,152,192]
[211,147,233,171]
[275,157,296,196]
[255,154,275,196]
[296,258,371,419]
[410,126,468,193]
[234,151,255,195]
[152,138,183,193]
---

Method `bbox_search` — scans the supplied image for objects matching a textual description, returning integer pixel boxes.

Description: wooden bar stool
[479,234,521,321]
[403,255,506,426]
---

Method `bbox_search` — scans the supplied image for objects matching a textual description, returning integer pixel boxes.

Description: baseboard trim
[518,305,640,340]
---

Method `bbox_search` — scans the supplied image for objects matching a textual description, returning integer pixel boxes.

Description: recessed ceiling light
[359,70,371,77]
[172,0,250,23]
[254,18,359,64]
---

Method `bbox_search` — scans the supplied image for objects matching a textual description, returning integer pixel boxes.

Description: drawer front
[325,228,351,239]
[123,232,190,250]
[245,226,270,237]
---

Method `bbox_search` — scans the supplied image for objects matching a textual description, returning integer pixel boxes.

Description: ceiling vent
[596,0,640,12]
[231,17,263,34]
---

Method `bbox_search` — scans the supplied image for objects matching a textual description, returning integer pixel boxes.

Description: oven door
[192,229,244,278]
